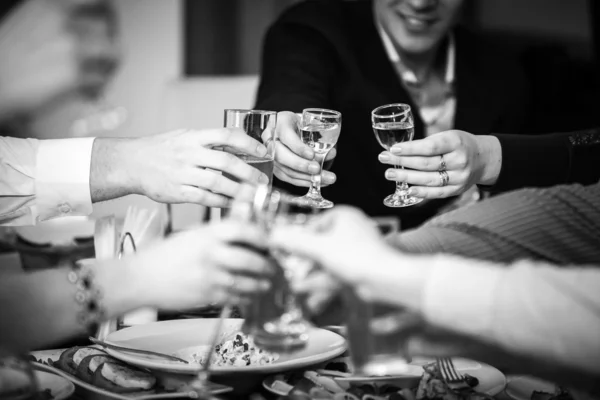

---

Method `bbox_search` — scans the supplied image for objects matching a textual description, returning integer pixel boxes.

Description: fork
[437,358,471,391]
[437,358,495,400]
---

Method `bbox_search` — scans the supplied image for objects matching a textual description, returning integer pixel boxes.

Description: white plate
[262,357,507,398]
[412,357,507,396]
[104,318,346,375]
[505,375,558,400]
[30,353,232,399]
[34,369,75,400]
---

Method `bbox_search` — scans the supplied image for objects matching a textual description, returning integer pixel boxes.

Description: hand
[130,221,273,310]
[274,111,336,187]
[0,0,79,120]
[270,206,394,286]
[377,130,502,199]
[293,270,342,316]
[100,129,271,207]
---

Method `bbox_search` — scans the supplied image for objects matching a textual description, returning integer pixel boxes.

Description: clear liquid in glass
[300,124,341,154]
[372,122,414,150]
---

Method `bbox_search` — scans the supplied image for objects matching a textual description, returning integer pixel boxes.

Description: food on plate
[75,354,113,383]
[92,362,156,393]
[50,347,156,393]
[55,347,106,375]
[190,332,279,367]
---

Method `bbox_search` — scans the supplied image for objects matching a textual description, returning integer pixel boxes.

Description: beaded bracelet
[67,260,106,335]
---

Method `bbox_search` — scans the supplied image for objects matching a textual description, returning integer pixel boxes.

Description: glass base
[251,316,310,353]
[383,193,423,208]
[295,194,333,209]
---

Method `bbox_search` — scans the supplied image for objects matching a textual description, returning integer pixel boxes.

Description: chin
[395,36,440,55]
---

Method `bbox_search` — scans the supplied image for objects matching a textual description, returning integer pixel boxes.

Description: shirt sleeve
[0,136,95,226]
[421,255,600,375]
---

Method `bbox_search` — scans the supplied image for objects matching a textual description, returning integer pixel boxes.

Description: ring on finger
[438,170,450,187]
[438,154,447,171]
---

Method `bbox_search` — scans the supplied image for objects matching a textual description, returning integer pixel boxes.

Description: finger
[275,164,336,186]
[277,111,315,159]
[183,168,239,198]
[325,147,337,161]
[384,168,466,187]
[198,128,269,159]
[275,141,320,175]
[212,220,269,249]
[197,148,269,185]
[274,169,312,188]
[390,132,460,157]
[269,225,324,262]
[406,185,463,199]
[212,244,273,276]
[212,270,271,295]
[179,185,230,207]
[379,151,444,171]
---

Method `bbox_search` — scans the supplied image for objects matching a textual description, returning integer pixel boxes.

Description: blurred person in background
[0,0,270,226]
[257,0,532,229]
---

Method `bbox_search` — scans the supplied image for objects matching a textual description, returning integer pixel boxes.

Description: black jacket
[255,0,532,228]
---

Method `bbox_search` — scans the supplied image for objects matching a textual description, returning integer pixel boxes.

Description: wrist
[90,138,142,201]
[92,257,148,318]
[476,135,502,186]
[359,246,432,310]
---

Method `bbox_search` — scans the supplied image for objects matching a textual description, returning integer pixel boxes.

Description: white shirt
[0,136,95,226]
[423,256,600,375]
[378,25,456,137]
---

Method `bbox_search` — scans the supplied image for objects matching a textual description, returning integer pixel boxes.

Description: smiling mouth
[395,11,439,31]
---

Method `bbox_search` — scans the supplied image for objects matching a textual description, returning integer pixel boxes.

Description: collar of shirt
[377,23,455,86]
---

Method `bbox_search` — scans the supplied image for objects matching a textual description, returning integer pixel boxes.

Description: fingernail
[308,162,320,174]
[385,169,396,179]
[258,174,270,184]
[391,145,402,154]
[257,144,268,157]
[304,148,315,159]
[378,153,390,162]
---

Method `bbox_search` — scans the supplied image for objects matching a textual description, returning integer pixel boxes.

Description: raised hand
[273,111,336,187]
[378,130,502,199]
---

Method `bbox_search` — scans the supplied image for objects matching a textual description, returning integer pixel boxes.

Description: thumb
[269,225,324,262]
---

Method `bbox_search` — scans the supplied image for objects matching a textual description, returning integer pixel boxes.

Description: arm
[1,129,270,226]
[390,182,600,265]
[0,221,273,351]
[489,128,600,192]
[367,254,600,377]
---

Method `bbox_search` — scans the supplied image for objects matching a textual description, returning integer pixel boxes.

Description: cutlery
[89,337,189,364]
[437,358,494,400]
[188,304,232,398]
[94,216,118,340]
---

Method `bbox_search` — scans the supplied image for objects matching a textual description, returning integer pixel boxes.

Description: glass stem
[394,165,408,200]
[308,152,327,198]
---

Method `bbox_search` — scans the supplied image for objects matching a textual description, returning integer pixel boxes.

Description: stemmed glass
[230,185,317,353]
[372,103,423,207]
[295,108,342,209]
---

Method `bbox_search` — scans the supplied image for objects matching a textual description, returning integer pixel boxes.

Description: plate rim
[33,369,75,400]
[104,319,347,375]
[31,362,232,399]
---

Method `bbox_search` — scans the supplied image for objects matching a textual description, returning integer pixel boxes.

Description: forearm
[0,258,145,351]
[363,252,600,375]
[90,137,141,202]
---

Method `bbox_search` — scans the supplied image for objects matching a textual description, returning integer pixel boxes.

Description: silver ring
[438,170,449,187]
[438,154,446,171]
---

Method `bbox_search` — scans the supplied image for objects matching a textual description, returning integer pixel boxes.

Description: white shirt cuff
[421,255,503,339]
[34,137,95,222]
